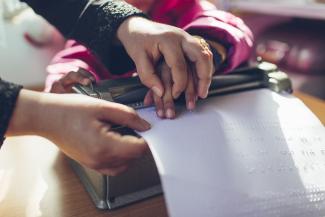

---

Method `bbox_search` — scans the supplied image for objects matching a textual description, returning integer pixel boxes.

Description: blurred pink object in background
[254,19,325,75]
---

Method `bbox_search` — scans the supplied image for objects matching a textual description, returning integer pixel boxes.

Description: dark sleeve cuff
[72,1,146,74]
[0,79,23,147]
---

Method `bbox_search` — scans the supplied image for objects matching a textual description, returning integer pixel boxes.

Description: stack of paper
[138,89,325,217]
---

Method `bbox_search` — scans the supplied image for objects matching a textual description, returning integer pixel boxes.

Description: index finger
[158,42,188,99]
[112,135,148,159]
[134,52,164,97]
[98,101,151,132]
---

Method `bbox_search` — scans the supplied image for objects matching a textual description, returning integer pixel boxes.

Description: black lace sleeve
[22,0,146,74]
[0,79,23,147]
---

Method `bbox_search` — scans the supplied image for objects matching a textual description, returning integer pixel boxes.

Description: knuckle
[200,50,213,61]
[172,62,187,72]
[163,93,173,104]
[161,30,178,39]
[207,50,214,60]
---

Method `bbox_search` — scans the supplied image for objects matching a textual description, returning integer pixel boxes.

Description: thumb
[98,102,151,132]
[114,136,149,159]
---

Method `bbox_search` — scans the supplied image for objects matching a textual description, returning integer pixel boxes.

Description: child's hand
[50,68,95,93]
[143,61,197,119]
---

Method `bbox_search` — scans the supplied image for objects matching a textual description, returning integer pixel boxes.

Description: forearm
[0,78,50,144]
[6,89,46,137]
[6,89,74,144]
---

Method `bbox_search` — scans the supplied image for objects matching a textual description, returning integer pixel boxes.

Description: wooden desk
[0,92,324,217]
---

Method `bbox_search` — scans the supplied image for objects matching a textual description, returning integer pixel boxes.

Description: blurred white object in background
[15,8,57,46]
[1,0,28,20]
[0,0,65,87]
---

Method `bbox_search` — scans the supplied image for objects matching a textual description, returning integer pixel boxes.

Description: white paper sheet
[137,89,325,217]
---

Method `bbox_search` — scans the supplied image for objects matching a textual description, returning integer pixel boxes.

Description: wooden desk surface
[0,92,324,217]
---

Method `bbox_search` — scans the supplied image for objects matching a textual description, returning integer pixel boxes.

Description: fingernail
[173,91,181,99]
[187,100,195,110]
[157,110,164,118]
[152,86,163,97]
[202,90,209,99]
[141,119,151,130]
[166,109,175,119]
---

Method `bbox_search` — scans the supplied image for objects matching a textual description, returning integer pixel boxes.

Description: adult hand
[117,17,214,100]
[7,90,151,176]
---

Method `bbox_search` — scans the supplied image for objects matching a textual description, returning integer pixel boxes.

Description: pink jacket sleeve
[45,40,132,92]
[150,0,254,72]
[45,0,253,91]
